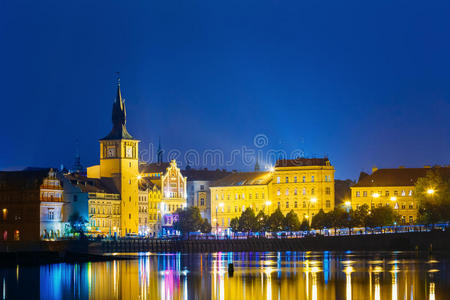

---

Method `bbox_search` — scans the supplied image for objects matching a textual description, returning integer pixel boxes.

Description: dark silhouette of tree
[284,210,301,232]
[268,208,285,232]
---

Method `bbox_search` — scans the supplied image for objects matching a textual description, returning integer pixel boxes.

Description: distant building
[350,166,450,224]
[0,168,65,241]
[209,157,335,234]
[182,168,230,219]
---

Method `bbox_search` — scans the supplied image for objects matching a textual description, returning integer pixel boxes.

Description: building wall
[351,186,418,224]
[187,180,212,219]
[210,185,269,231]
[270,165,335,221]
[99,139,140,236]
[88,193,121,236]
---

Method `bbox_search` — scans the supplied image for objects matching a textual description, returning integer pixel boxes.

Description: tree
[365,206,399,230]
[415,170,450,225]
[230,217,239,233]
[68,211,87,235]
[200,219,212,234]
[173,207,204,238]
[349,204,369,228]
[284,210,301,232]
[299,219,310,231]
[255,210,269,233]
[238,207,257,233]
[267,208,285,232]
[311,209,327,230]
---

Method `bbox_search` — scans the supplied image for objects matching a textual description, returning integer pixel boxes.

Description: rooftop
[211,171,272,187]
[353,167,450,188]
[275,158,330,168]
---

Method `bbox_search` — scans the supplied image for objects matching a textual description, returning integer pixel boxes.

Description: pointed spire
[254,158,260,171]
[73,139,83,173]
[101,76,134,140]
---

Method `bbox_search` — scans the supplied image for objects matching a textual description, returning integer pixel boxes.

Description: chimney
[372,166,378,174]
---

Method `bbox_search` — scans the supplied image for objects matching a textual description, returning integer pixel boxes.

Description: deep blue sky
[1,0,449,180]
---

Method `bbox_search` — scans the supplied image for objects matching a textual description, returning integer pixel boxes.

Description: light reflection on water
[0,251,448,299]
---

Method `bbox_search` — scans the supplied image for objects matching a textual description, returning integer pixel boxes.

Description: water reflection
[0,251,447,299]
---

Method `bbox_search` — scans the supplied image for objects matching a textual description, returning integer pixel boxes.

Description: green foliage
[349,204,369,228]
[229,217,239,232]
[268,208,285,232]
[365,206,399,228]
[311,209,327,229]
[238,207,258,232]
[284,210,301,231]
[415,170,450,224]
[68,211,87,234]
[255,210,269,232]
[173,207,207,237]
[299,219,310,231]
[200,219,212,234]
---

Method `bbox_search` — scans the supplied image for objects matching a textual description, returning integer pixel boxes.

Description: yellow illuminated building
[350,166,450,224]
[87,81,140,236]
[210,158,335,231]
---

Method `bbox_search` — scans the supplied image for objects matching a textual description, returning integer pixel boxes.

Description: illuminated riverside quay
[0,251,447,299]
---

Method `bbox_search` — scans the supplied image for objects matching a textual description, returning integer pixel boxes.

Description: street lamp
[427,189,435,195]
[308,198,317,225]
[216,202,224,236]
[344,201,351,213]
[265,201,272,215]
[371,193,380,211]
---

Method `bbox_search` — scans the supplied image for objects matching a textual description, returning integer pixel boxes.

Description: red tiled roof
[275,158,330,167]
[353,167,450,188]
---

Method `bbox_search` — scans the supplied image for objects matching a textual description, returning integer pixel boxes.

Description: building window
[242,193,245,199]
[303,201,306,208]
[235,194,238,200]
[325,187,331,195]
[408,190,413,196]
[294,176,297,183]
[200,185,205,190]
[302,188,306,195]
[409,216,413,223]
[385,191,389,197]
[294,188,298,195]
[311,188,315,195]
[401,190,406,196]
[235,206,238,212]
[285,189,289,196]
[286,202,289,208]
[129,214,131,219]
[363,191,367,197]
[277,202,280,208]
[48,208,54,220]
[262,192,265,199]
[302,176,305,183]
[277,190,281,196]
[201,198,205,206]
[356,191,360,197]
[255,193,258,199]
[394,191,398,196]
[326,200,331,208]
[277,177,280,184]
[215,194,218,200]
[285,177,289,183]
[311,176,314,182]
[294,201,298,208]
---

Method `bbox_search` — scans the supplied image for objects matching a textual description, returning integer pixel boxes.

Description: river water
[0,251,448,299]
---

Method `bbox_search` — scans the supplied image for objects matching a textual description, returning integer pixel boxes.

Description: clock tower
[99,81,140,236]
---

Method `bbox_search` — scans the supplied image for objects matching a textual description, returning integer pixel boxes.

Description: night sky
[1,0,449,180]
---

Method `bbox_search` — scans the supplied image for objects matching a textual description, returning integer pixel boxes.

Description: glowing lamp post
[427,189,435,195]
[308,198,317,225]
[216,202,224,236]
[265,201,272,215]
[371,193,380,211]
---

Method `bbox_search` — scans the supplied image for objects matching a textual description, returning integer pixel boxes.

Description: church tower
[99,80,140,236]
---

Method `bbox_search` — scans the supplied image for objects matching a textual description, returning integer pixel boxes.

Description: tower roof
[101,81,135,140]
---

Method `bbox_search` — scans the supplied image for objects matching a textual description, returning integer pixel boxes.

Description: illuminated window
[325,187,331,195]
[363,191,367,197]
[356,191,360,197]
[302,188,306,195]
[394,190,398,196]
[277,190,281,196]
[385,191,389,197]
[286,202,289,208]
[285,177,289,183]
[311,176,314,182]
[294,176,297,183]
[302,176,305,183]
[294,188,298,195]
[294,201,298,208]
[277,177,280,184]
[48,208,54,220]
[285,189,289,196]
[408,190,413,196]
[401,190,406,196]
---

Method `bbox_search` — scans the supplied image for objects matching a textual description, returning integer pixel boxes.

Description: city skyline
[1,0,449,180]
